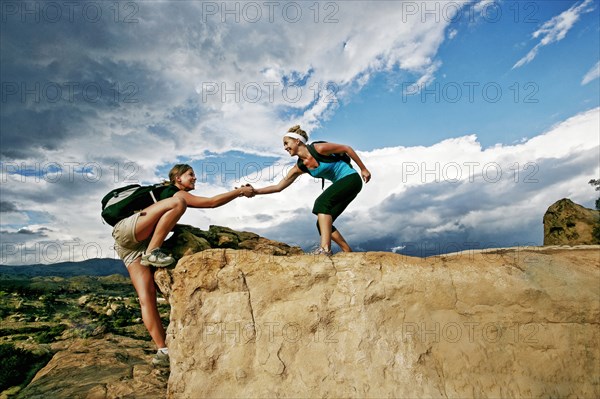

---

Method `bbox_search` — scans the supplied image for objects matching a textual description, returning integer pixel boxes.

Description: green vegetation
[35,324,67,344]
[0,344,53,392]
[0,273,170,395]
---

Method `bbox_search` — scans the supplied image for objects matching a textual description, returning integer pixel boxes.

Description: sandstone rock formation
[16,224,599,398]
[16,335,169,399]
[155,224,303,299]
[158,246,600,399]
[13,225,301,399]
[543,198,600,245]
[162,224,303,261]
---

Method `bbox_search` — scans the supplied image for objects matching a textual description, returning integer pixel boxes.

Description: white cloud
[0,1,474,224]
[473,0,498,14]
[513,0,595,69]
[8,1,460,161]
[4,107,596,263]
[582,61,600,85]
[2,2,598,263]
[391,245,406,253]
[221,107,599,254]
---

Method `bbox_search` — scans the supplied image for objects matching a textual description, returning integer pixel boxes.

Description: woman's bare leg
[128,259,166,348]
[317,213,333,251]
[134,196,187,251]
[332,230,352,252]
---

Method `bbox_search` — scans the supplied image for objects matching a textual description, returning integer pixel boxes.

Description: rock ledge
[159,246,600,398]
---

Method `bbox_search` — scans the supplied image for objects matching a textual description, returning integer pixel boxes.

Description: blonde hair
[166,164,193,185]
[287,125,308,142]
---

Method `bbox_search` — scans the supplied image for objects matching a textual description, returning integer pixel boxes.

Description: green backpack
[101,184,179,226]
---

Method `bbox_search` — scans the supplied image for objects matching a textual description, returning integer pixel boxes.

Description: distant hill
[0,258,127,278]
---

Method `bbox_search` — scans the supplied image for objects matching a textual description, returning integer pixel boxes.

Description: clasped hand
[236,184,256,198]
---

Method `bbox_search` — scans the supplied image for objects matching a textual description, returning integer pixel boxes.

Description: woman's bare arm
[254,165,304,194]
[174,185,253,208]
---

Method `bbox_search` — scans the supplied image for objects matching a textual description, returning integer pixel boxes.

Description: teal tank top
[306,160,357,183]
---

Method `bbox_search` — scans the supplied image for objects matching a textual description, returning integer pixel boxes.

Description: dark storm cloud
[1,107,85,159]
[359,148,599,255]
[17,227,40,235]
[1,169,114,206]
[1,226,49,241]
[0,201,19,213]
[0,2,213,160]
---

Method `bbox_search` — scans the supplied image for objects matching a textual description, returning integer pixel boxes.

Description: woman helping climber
[253,125,371,255]
[106,127,370,367]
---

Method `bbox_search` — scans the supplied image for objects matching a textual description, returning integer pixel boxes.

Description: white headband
[284,132,307,144]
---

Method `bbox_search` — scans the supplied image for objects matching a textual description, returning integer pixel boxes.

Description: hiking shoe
[141,248,175,267]
[310,247,333,256]
[152,350,170,367]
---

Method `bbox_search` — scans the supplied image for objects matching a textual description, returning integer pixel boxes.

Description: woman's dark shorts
[313,173,362,233]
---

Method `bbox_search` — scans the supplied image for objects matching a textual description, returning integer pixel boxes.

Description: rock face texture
[17,335,169,399]
[155,225,303,300]
[543,198,600,245]
[163,224,304,258]
[14,226,301,399]
[158,246,600,399]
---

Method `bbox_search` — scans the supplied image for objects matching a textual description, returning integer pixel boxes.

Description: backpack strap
[307,143,328,190]
[153,184,180,201]
[307,142,337,163]
[296,158,325,188]
[296,143,326,174]
[299,142,349,190]
[296,158,309,174]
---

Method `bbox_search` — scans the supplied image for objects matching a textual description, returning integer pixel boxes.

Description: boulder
[543,198,600,245]
[159,246,600,398]
[162,224,300,260]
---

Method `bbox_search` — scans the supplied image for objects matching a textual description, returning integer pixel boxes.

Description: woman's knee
[137,286,157,309]
[170,196,187,214]
[131,272,157,308]
[316,219,337,234]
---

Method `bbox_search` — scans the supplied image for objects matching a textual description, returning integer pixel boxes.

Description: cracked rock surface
[157,246,600,398]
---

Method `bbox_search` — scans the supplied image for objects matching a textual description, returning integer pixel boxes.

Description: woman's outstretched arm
[254,165,304,195]
[174,185,254,209]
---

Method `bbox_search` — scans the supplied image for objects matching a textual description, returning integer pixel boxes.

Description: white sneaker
[140,248,175,267]
[152,350,170,367]
[309,247,333,256]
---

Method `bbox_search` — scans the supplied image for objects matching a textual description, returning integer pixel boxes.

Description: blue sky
[316,1,599,149]
[1,0,599,264]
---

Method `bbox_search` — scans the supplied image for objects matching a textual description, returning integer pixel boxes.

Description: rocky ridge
[162,224,304,260]
[12,224,600,398]
[9,225,302,399]
[15,335,168,399]
[157,245,600,398]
